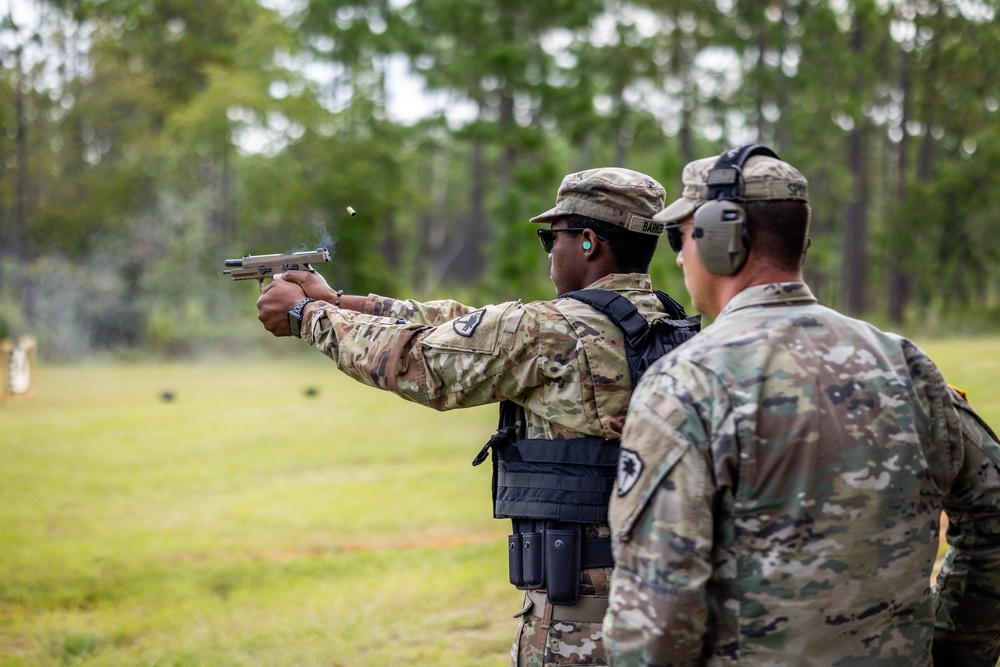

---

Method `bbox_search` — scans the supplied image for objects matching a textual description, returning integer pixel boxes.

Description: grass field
[1,336,999,666]
[1,357,512,666]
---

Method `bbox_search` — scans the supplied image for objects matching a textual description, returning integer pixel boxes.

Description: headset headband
[705,144,780,203]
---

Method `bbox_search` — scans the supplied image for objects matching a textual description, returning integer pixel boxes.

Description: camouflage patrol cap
[654,154,809,224]
[530,167,668,236]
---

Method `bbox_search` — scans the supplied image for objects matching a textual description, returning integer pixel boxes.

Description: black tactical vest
[472,289,700,604]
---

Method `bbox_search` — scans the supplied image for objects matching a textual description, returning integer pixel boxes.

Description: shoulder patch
[616,448,644,497]
[453,309,486,337]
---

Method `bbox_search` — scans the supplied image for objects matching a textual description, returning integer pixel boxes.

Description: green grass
[914,337,1000,423]
[1,337,998,666]
[0,360,512,666]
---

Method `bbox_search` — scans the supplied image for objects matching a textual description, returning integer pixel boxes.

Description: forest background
[2,0,999,360]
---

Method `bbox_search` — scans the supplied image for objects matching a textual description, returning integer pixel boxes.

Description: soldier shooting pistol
[223,248,331,292]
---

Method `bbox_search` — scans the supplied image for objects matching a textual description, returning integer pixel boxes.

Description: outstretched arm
[268,270,486,327]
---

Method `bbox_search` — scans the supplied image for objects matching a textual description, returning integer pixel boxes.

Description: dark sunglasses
[664,221,692,253]
[536,228,606,253]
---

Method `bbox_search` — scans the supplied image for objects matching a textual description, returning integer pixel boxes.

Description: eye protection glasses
[536,228,606,253]
[664,221,693,252]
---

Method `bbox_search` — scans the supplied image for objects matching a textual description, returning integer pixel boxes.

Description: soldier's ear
[581,228,604,254]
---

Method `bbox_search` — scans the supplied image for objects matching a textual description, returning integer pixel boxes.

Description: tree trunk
[12,47,37,329]
[450,138,487,282]
[676,36,697,164]
[842,20,869,315]
[754,8,768,143]
[774,2,791,150]
[419,150,448,289]
[843,184,869,316]
[220,146,236,239]
[843,127,871,314]
[203,146,236,242]
[610,75,629,166]
[497,85,517,198]
[888,52,912,325]
[381,210,401,269]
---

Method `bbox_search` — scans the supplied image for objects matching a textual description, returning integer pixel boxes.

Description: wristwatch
[287,297,316,338]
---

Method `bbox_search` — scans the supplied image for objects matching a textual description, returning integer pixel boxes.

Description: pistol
[223,248,331,292]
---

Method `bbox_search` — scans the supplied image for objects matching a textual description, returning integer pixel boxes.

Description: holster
[545,526,581,605]
[507,523,586,606]
[522,531,545,589]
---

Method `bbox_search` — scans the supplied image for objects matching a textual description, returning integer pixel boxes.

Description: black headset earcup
[693,200,749,275]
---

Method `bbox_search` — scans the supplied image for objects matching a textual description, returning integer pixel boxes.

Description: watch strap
[288,297,316,338]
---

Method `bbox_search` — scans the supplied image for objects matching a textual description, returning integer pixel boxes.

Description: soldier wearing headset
[604,146,1000,666]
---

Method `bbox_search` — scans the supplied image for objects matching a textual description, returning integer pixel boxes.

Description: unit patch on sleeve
[453,309,487,337]
[616,448,644,497]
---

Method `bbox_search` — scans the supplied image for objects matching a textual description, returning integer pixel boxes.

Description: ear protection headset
[693,144,779,275]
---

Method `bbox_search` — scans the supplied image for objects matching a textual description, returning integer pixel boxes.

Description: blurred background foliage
[1,0,999,360]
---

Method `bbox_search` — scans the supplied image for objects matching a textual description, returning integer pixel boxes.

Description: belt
[518,589,609,624]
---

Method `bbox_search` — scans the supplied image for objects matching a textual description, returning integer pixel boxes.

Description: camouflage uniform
[300,168,683,666]
[604,282,1000,666]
